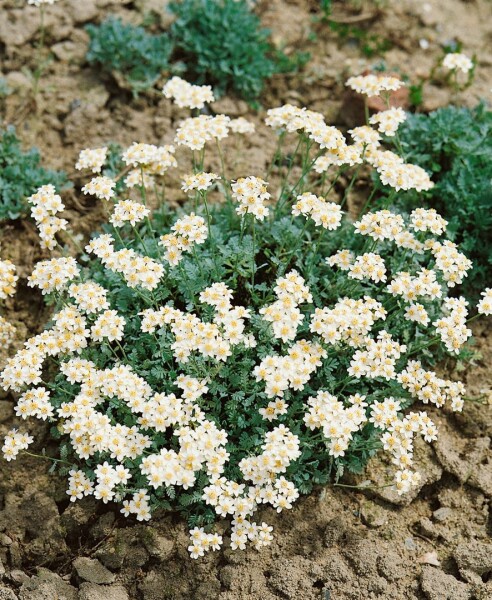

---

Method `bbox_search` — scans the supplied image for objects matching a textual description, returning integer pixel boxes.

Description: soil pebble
[78,583,129,600]
[73,558,115,585]
[432,507,453,522]
[434,429,490,484]
[18,568,77,600]
[420,565,471,600]
[454,542,492,585]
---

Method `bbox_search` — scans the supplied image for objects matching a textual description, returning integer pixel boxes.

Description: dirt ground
[0,0,492,598]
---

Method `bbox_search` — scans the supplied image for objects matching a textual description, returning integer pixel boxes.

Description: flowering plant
[2,76,490,558]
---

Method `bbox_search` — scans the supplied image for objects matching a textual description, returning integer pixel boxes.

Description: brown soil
[0,1,492,599]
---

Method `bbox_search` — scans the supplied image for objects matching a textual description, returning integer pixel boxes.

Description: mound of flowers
[1,76,490,558]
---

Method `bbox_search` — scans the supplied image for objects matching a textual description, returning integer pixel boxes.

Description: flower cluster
[346,74,403,97]
[348,252,387,283]
[231,176,270,221]
[122,143,177,177]
[0,259,18,300]
[82,176,116,201]
[68,281,109,314]
[369,107,407,137]
[110,200,150,228]
[0,316,16,347]
[398,361,465,412]
[292,193,342,230]
[387,268,442,302]
[426,240,472,287]
[254,340,326,402]
[28,184,68,250]
[2,430,33,461]
[304,392,367,458]
[442,52,474,74]
[310,297,386,347]
[477,288,492,316]
[182,172,219,193]
[159,213,208,265]
[175,115,231,151]
[75,147,108,174]
[163,76,215,110]
[260,271,312,342]
[28,257,80,295]
[86,234,163,290]
[433,297,471,354]
[348,331,406,380]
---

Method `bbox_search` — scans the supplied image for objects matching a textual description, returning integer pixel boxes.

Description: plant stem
[23,450,73,466]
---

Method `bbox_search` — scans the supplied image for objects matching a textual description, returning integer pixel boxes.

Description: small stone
[66,0,98,24]
[468,459,492,497]
[434,432,490,484]
[19,568,78,600]
[50,41,87,63]
[361,502,388,529]
[78,583,129,600]
[417,552,441,567]
[454,542,492,585]
[418,518,437,539]
[421,85,452,112]
[0,588,18,600]
[2,71,32,92]
[8,572,29,586]
[404,537,417,551]
[73,558,115,585]
[420,565,471,600]
[0,535,13,546]
[432,507,452,522]
[0,8,39,47]
[210,96,249,117]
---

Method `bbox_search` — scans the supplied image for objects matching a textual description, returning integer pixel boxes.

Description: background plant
[0,126,69,221]
[169,0,304,100]
[86,17,175,95]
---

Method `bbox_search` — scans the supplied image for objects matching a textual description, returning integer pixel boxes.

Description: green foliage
[85,4,307,101]
[86,17,174,95]
[382,104,492,297]
[45,185,468,522]
[169,0,293,100]
[0,126,69,221]
[4,96,479,552]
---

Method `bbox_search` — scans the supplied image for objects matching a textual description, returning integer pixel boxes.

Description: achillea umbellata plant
[2,75,491,558]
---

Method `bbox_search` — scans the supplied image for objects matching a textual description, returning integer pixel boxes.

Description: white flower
[442,52,473,74]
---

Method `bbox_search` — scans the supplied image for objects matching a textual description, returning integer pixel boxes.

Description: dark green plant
[0,126,69,221]
[86,17,174,95]
[378,104,492,298]
[170,0,299,100]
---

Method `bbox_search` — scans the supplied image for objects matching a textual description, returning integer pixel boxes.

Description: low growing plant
[170,0,301,100]
[377,103,492,298]
[0,126,68,221]
[2,76,490,559]
[86,17,175,95]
